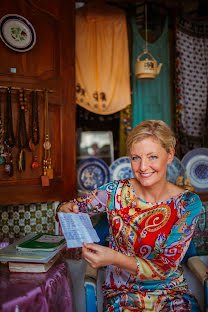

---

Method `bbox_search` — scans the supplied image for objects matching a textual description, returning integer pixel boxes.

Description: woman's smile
[139,171,155,177]
[130,137,174,187]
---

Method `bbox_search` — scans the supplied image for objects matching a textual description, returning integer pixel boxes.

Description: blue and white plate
[0,14,36,52]
[181,148,208,192]
[109,157,134,181]
[166,156,185,184]
[77,157,110,192]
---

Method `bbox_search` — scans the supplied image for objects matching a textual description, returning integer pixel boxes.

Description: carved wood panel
[0,0,76,205]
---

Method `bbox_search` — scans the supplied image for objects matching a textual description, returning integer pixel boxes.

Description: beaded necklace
[18,89,29,148]
[4,88,15,176]
[31,90,40,145]
[18,89,29,171]
[5,87,15,148]
[29,91,40,169]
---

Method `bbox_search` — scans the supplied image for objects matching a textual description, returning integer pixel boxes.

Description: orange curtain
[75,3,131,115]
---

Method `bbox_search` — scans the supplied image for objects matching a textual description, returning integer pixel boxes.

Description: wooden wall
[0,0,76,205]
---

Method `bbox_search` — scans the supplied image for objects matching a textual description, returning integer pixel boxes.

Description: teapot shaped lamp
[135,4,162,80]
[135,50,162,80]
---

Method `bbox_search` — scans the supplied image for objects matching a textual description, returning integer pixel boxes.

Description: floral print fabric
[74,179,202,311]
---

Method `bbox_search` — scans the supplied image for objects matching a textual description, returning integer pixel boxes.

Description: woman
[57,120,202,311]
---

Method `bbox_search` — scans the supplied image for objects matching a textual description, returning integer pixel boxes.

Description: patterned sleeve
[60,182,115,216]
[135,193,202,281]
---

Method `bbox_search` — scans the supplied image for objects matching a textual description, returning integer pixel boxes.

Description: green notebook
[16,233,65,251]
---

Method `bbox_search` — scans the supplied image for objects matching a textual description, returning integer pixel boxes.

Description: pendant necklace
[41,89,53,186]
[18,89,29,171]
[4,87,15,176]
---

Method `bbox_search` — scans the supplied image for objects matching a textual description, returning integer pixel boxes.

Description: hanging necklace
[41,89,53,186]
[18,89,29,148]
[4,145,13,177]
[18,89,29,171]
[4,87,15,176]
[30,90,40,169]
[5,87,15,148]
[31,90,40,145]
[0,91,5,164]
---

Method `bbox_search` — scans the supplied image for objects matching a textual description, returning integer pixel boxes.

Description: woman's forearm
[113,251,137,275]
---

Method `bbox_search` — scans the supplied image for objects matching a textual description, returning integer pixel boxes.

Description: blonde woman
[57,120,202,311]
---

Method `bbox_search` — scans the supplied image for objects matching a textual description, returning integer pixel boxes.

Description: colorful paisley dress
[73,179,202,311]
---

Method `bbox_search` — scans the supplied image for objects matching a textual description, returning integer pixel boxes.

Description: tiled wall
[0,201,59,242]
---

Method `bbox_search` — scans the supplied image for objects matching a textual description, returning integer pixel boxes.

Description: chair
[182,253,208,312]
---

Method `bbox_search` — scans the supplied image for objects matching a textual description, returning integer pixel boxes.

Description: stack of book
[0,233,66,273]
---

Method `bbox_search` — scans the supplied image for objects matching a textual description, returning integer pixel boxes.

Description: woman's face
[130,137,174,187]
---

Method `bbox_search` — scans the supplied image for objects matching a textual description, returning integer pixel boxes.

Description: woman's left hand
[82,243,116,269]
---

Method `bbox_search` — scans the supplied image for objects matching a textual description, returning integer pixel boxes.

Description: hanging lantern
[135,3,162,80]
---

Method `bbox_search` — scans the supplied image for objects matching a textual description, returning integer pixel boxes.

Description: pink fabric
[0,258,73,312]
[0,242,9,249]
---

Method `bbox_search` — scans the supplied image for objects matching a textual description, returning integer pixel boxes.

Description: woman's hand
[58,202,79,214]
[82,243,138,275]
[82,243,117,269]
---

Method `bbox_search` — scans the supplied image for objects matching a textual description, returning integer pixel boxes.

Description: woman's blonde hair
[126,120,176,154]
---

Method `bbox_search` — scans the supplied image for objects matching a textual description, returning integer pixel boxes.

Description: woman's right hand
[58,202,79,214]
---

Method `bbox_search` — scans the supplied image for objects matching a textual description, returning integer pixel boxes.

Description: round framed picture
[0,14,36,52]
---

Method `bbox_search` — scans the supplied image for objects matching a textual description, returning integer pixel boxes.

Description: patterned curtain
[175,17,208,157]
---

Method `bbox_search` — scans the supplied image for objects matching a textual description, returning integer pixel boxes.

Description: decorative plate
[109,157,134,181]
[0,14,36,52]
[166,156,185,184]
[181,148,208,192]
[77,157,110,192]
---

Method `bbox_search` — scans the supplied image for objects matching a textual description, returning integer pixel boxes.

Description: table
[0,255,73,312]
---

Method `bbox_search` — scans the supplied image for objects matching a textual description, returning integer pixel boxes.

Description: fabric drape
[175,17,208,156]
[75,3,131,115]
[130,17,171,128]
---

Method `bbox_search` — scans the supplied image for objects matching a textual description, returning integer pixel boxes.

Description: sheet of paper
[58,212,100,248]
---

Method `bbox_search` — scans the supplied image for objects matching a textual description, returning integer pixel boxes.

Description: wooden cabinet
[198,193,208,202]
[0,0,76,205]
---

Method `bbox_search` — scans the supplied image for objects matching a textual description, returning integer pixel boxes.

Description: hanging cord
[44,89,51,150]
[45,89,49,144]
[0,91,2,126]
[31,91,40,145]
[0,91,5,158]
[0,91,2,141]
[5,87,15,148]
[144,3,148,53]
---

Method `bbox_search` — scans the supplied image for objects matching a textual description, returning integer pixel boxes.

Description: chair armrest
[187,256,208,285]
[84,264,98,312]
[85,263,98,283]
